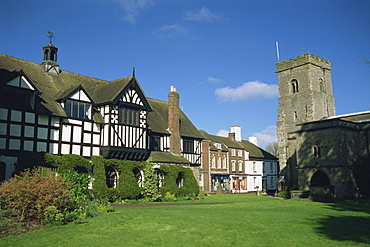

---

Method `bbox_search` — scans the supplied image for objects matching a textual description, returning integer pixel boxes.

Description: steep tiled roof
[147,98,203,139]
[150,151,190,164]
[0,54,135,120]
[198,130,229,151]
[239,140,278,160]
[199,130,243,149]
[200,130,277,161]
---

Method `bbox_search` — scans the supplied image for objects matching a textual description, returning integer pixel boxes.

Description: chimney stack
[168,86,181,155]
[249,136,258,146]
[228,132,236,140]
[230,125,242,142]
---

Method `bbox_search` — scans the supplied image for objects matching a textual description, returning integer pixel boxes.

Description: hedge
[91,156,145,201]
[159,165,199,197]
[6,152,200,201]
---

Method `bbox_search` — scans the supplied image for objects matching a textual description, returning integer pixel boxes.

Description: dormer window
[215,143,222,149]
[65,99,91,119]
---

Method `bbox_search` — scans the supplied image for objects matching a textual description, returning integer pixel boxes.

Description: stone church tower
[276,53,335,188]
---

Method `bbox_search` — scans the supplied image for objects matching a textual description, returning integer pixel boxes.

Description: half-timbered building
[0,42,202,182]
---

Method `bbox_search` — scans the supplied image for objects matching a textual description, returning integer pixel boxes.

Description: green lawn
[1,194,369,246]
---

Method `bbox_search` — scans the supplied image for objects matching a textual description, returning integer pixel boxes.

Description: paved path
[112,201,237,208]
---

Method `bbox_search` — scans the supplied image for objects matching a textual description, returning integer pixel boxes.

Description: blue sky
[1,0,369,148]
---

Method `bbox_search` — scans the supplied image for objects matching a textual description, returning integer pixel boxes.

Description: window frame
[64,99,91,119]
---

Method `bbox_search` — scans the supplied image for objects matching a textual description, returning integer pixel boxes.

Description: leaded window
[119,107,139,126]
[183,138,194,153]
[65,99,91,119]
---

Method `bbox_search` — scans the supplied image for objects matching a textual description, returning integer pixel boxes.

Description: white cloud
[185,7,224,22]
[153,24,190,39]
[207,76,222,83]
[204,76,223,84]
[215,81,278,102]
[216,129,229,137]
[115,0,154,24]
[252,125,277,149]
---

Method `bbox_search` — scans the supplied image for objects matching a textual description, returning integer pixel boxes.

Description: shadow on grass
[313,199,370,244]
[315,215,370,244]
[325,199,370,214]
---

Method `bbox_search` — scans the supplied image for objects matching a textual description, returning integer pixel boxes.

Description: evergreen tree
[141,160,162,202]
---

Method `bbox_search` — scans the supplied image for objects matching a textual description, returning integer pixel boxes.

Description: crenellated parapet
[276,53,331,72]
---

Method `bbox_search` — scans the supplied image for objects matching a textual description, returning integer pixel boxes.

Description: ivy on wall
[160,165,199,197]
[6,152,200,200]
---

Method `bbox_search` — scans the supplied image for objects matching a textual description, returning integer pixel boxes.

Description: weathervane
[46,30,57,44]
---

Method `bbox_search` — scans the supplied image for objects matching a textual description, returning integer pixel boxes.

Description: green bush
[91,157,145,201]
[44,206,86,225]
[61,170,91,201]
[44,154,92,172]
[278,186,291,199]
[141,160,161,202]
[159,165,199,197]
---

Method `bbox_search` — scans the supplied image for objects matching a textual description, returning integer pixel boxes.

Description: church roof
[327,111,370,122]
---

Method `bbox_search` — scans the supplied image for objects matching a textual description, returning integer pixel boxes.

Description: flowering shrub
[0,167,77,223]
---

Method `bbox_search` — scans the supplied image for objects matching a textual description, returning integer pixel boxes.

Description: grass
[1,194,369,246]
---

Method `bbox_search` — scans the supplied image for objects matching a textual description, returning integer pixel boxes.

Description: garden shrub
[179,167,199,196]
[159,165,181,196]
[44,153,92,172]
[0,167,77,223]
[44,205,86,225]
[141,160,161,202]
[159,165,199,197]
[91,156,144,201]
[278,186,291,199]
[61,170,91,201]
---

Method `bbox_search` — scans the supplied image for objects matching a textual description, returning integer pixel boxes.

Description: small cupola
[42,31,60,75]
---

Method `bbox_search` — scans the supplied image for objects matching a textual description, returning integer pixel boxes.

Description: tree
[141,161,161,202]
[265,142,279,157]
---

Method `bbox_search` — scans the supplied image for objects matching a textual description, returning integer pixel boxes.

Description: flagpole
[276,41,280,62]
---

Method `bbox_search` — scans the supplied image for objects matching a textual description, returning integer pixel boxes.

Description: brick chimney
[230,125,242,142]
[228,132,236,140]
[168,86,181,155]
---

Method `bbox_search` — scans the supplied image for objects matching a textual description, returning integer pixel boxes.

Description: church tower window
[291,79,299,93]
[319,78,326,92]
[313,144,321,158]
